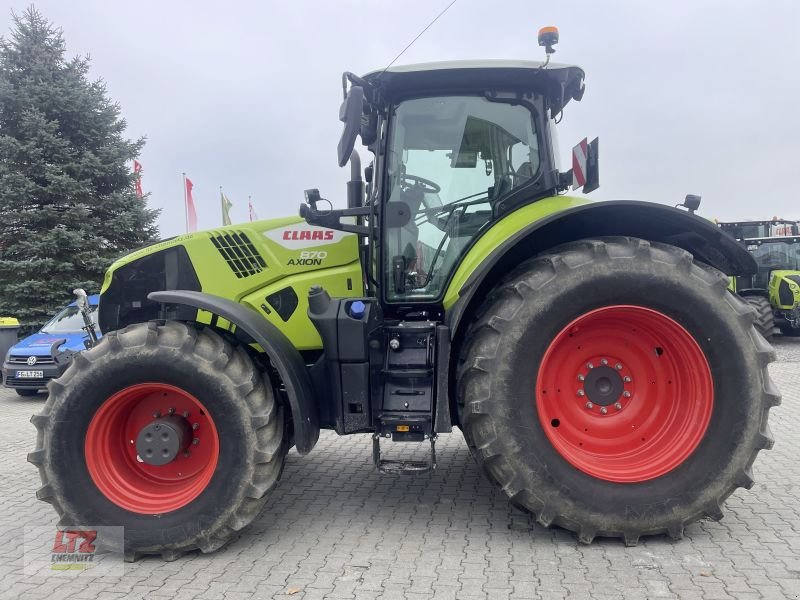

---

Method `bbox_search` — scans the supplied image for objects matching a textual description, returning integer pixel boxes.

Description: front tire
[29,321,286,560]
[458,238,779,545]
[744,295,779,340]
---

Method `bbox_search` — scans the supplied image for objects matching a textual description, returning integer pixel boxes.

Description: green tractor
[30,31,779,560]
[720,219,800,338]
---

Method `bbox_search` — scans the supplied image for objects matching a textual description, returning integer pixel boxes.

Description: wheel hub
[582,365,624,407]
[136,416,193,466]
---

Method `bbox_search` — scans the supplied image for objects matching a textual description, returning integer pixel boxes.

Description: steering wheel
[402,173,440,194]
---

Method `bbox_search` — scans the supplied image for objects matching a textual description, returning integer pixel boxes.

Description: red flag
[185,177,198,232]
[133,160,143,199]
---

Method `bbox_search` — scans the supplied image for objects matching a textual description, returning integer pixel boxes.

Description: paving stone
[2,338,799,599]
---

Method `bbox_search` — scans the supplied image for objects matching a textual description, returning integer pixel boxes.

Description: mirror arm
[299,203,372,236]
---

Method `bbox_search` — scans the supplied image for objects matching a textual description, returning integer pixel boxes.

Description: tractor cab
[299,54,594,470]
[303,56,593,311]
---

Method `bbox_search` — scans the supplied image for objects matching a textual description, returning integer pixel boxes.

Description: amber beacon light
[538,26,559,54]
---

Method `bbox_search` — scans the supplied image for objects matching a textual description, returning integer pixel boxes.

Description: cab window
[383,95,539,301]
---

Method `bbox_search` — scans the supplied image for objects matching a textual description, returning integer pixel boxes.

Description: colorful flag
[248,196,258,222]
[185,177,198,232]
[133,160,143,199]
[221,189,233,226]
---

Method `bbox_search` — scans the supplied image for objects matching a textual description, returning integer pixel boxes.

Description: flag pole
[182,172,188,233]
[220,186,224,226]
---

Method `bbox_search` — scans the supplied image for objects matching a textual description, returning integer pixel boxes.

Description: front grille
[4,376,53,387]
[209,231,267,278]
[8,355,55,365]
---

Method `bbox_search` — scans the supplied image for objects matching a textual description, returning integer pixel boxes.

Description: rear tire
[458,237,779,545]
[16,389,39,397]
[29,321,286,560]
[744,295,779,340]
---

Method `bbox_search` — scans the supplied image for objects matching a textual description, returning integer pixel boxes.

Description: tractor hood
[99,217,363,349]
[363,60,585,113]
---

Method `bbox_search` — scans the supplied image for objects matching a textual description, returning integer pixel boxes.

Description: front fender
[148,290,319,455]
[444,199,756,334]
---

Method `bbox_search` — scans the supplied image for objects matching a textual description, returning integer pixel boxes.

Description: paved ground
[1,338,799,600]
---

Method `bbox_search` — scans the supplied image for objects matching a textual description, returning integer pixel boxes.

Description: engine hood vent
[210,231,267,278]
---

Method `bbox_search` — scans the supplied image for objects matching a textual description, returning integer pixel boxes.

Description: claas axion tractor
[30,29,779,560]
[719,219,800,339]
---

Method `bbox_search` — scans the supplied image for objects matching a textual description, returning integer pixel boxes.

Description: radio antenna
[378,0,460,78]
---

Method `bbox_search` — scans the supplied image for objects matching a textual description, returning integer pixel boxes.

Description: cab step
[372,433,437,474]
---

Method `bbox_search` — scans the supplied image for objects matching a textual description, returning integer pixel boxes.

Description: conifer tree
[0,7,158,332]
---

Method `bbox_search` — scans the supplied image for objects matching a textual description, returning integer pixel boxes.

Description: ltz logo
[51,529,97,570]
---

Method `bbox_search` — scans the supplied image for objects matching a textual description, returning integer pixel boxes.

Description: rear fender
[148,290,319,454]
[445,200,757,335]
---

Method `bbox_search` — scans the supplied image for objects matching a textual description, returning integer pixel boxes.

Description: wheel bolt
[577,374,585,382]
[615,363,623,371]
[192,438,199,445]
[601,358,608,366]
[623,376,632,383]
[168,407,175,415]
[615,402,623,410]
[623,391,631,398]
[183,451,191,458]
[577,390,585,397]
[600,407,608,414]
[587,362,594,369]
[192,423,199,430]
[152,411,161,418]
[182,411,190,418]
[585,402,593,409]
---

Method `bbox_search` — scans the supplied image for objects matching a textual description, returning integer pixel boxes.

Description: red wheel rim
[85,383,220,514]
[536,305,713,483]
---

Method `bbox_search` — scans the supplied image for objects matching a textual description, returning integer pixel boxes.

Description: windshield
[747,239,800,288]
[41,305,98,334]
[383,95,540,301]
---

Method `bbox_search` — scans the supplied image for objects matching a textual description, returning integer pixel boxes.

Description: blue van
[2,295,100,396]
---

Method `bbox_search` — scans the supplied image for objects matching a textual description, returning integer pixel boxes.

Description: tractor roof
[362,60,585,114]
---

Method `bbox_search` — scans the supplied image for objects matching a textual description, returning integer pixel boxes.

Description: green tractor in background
[719,219,800,339]
[29,30,779,560]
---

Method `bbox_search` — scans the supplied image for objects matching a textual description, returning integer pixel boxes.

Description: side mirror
[337,86,365,167]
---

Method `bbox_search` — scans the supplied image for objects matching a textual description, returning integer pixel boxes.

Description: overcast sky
[2,0,798,236]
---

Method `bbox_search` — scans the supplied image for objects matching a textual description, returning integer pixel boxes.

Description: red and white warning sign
[572,138,588,190]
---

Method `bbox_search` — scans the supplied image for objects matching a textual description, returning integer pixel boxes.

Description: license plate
[16,370,44,379]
